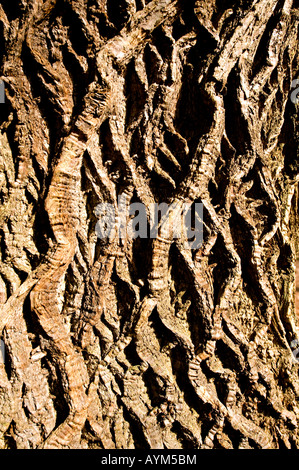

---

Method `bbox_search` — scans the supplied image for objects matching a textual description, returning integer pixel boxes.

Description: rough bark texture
[0,0,298,450]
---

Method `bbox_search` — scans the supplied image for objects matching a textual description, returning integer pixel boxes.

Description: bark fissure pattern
[0,0,298,449]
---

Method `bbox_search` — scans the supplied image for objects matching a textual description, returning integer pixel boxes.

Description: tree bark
[0,0,298,449]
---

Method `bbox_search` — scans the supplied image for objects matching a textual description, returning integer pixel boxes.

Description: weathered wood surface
[0,0,298,449]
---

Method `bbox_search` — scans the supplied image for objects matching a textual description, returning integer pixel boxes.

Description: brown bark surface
[296,260,299,317]
[0,0,298,449]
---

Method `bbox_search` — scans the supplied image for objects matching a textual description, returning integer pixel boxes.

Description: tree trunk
[0,0,298,450]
